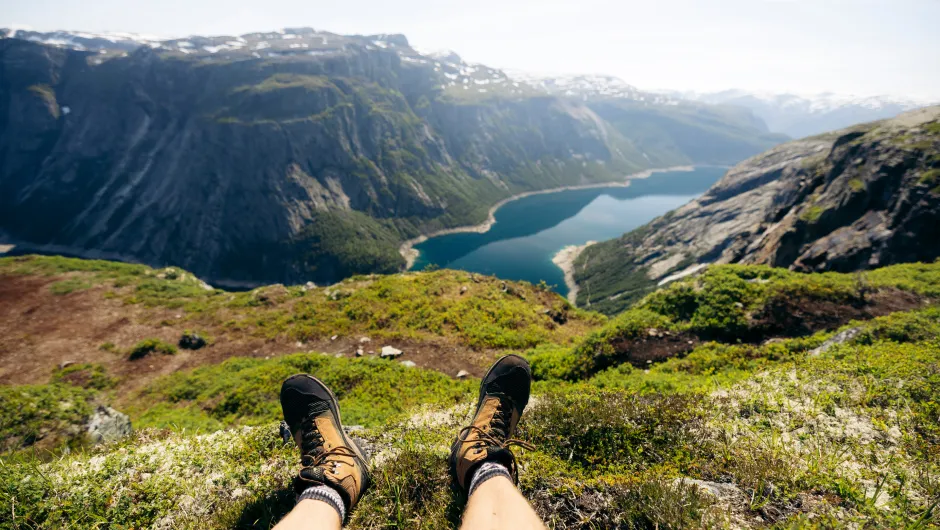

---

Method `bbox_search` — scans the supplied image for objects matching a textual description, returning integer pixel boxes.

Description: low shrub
[127,338,177,360]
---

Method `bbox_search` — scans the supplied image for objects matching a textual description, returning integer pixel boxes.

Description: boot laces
[457,398,534,482]
[298,405,359,473]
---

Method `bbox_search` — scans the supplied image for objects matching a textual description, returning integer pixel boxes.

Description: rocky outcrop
[0,29,782,287]
[574,107,940,314]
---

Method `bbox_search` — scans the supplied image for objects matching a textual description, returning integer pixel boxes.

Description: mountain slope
[573,106,940,314]
[0,31,783,287]
[670,89,936,138]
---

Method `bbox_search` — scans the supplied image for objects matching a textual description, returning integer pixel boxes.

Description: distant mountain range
[0,27,784,287]
[502,70,935,138]
[658,89,937,138]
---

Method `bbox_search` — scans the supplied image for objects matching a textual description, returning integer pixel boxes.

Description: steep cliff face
[0,29,780,286]
[574,107,940,314]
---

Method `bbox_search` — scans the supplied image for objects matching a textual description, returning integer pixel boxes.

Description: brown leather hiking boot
[449,354,534,491]
[280,374,371,512]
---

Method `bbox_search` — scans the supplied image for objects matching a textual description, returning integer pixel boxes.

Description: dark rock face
[0,31,781,287]
[574,107,940,314]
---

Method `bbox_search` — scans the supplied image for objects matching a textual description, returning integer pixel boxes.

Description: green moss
[920,168,940,186]
[800,204,826,223]
[848,178,865,192]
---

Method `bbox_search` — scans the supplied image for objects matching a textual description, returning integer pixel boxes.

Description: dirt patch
[0,274,505,402]
[752,287,927,339]
[609,330,701,368]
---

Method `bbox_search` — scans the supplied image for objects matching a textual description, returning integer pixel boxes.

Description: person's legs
[275,374,372,529]
[273,499,341,530]
[449,354,546,530]
[460,475,545,530]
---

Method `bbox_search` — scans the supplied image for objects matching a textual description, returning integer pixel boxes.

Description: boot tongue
[300,401,332,458]
[488,394,514,440]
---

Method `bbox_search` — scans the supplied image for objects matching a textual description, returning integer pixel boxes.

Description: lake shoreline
[552,241,596,304]
[399,165,695,269]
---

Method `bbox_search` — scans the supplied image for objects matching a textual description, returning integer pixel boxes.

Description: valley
[1,19,939,530]
[408,166,726,298]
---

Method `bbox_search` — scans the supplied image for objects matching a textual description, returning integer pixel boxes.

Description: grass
[1,256,939,527]
[0,383,94,453]
[0,255,604,352]
[530,262,940,380]
[129,354,474,431]
[49,277,93,295]
[51,363,118,390]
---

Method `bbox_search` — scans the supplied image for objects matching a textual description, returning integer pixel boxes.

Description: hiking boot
[449,354,534,491]
[280,374,371,512]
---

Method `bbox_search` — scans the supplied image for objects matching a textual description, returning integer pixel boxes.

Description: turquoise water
[411,167,727,297]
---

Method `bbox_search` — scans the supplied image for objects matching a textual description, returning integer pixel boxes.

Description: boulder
[810,327,863,356]
[85,406,132,445]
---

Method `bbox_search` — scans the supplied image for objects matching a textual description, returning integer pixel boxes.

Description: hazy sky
[4,0,938,99]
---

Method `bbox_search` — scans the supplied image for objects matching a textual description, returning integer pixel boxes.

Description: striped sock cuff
[468,461,512,497]
[297,484,346,522]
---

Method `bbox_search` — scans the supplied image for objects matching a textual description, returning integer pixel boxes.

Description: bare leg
[273,499,342,530]
[460,475,546,530]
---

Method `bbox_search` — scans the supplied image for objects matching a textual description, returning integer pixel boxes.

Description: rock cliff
[574,106,940,314]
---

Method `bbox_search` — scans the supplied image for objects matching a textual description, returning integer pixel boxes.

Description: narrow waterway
[410,166,726,297]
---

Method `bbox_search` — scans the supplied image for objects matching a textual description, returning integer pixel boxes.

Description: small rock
[279,421,292,444]
[295,341,304,348]
[59,360,76,370]
[381,346,403,358]
[86,406,132,445]
[334,353,343,358]
[359,337,371,344]
[301,281,317,292]
[199,281,214,291]
[456,370,470,379]
[647,328,661,337]
[400,360,417,368]
[331,335,338,341]
[355,348,364,357]
[810,327,863,356]
[460,285,468,294]
[179,332,207,350]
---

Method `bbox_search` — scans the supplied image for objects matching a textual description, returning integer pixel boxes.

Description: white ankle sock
[298,484,346,521]
[468,461,512,497]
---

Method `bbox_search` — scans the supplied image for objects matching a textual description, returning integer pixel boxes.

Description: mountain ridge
[0,27,784,288]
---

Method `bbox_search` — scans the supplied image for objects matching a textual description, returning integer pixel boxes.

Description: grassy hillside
[1,256,938,528]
